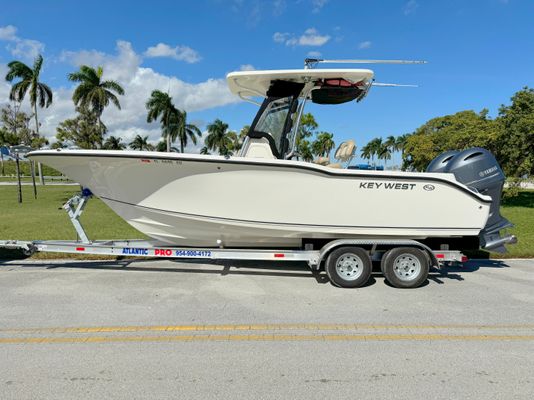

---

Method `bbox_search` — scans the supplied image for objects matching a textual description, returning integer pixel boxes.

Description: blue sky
[0,0,532,162]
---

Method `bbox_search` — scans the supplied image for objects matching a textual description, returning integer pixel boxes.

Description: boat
[27,65,516,252]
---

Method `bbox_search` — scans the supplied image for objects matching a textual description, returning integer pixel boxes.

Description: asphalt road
[0,258,533,399]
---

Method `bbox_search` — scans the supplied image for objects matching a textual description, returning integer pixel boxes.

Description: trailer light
[274,253,285,258]
[461,256,469,263]
[435,253,445,259]
[76,247,85,251]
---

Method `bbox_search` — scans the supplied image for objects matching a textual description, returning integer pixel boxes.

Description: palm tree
[156,140,178,152]
[166,110,201,153]
[360,142,373,163]
[68,65,124,129]
[146,90,178,152]
[298,139,314,162]
[368,137,383,165]
[103,136,126,150]
[129,135,154,151]
[384,135,398,168]
[6,54,53,185]
[5,54,53,137]
[206,119,232,156]
[378,142,392,168]
[311,132,336,158]
[395,134,411,169]
[200,146,210,155]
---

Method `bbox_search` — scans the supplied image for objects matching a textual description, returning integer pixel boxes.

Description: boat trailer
[0,191,468,288]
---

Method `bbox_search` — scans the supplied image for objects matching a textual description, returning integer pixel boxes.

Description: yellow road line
[2,323,534,335]
[1,333,534,345]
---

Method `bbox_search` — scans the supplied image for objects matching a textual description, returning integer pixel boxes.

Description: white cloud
[0,25,45,60]
[0,25,17,41]
[273,28,330,47]
[307,51,322,58]
[298,28,330,46]
[273,32,289,43]
[0,63,11,100]
[358,41,372,49]
[144,43,201,64]
[2,41,241,151]
[273,0,286,16]
[403,0,418,15]
[239,64,255,71]
[311,0,329,13]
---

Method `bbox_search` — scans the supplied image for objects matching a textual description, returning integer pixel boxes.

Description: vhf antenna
[304,58,427,69]
[303,58,427,88]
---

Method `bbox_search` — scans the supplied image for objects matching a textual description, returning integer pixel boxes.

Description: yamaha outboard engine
[426,150,460,173]
[427,148,516,252]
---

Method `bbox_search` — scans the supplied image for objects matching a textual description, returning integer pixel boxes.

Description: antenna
[304,58,427,69]
[372,82,419,88]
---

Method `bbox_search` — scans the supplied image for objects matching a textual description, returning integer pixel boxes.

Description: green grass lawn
[0,176,73,183]
[0,185,145,259]
[1,160,63,176]
[0,185,532,259]
[498,191,534,258]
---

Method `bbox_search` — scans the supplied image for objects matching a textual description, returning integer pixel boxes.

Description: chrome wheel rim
[393,253,421,281]
[335,253,364,281]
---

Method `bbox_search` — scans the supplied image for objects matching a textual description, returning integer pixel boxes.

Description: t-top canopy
[226,69,374,100]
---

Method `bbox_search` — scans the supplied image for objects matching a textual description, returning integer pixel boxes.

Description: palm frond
[102,80,125,95]
[9,80,30,102]
[38,83,53,108]
[106,92,121,110]
[5,61,32,81]
[32,54,43,76]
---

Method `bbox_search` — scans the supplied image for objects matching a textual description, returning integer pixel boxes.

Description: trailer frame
[0,191,468,288]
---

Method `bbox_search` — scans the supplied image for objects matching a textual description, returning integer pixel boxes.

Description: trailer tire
[382,247,429,289]
[325,246,372,288]
[380,249,393,275]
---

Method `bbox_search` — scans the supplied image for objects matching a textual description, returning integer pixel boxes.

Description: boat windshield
[250,95,298,158]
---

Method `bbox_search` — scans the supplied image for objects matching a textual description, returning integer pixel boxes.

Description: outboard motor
[426,150,459,173]
[427,148,516,252]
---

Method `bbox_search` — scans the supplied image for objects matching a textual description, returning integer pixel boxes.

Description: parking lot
[1,258,533,399]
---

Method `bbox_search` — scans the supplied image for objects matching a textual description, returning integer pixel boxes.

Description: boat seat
[241,137,276,159]
[327,163,342,168]
[334,140,356,163]
[314,156,330,166]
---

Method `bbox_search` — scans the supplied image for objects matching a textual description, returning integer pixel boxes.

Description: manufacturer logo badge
[423,184,435,191]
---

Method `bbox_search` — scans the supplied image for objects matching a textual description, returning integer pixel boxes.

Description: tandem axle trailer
[0,191,468,289]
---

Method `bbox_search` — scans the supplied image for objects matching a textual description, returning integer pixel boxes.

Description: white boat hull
[29,150,492,248]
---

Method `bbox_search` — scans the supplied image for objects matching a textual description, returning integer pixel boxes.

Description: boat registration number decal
[359,182,417,190]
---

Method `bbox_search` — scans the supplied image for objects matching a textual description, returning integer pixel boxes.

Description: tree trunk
[38,162,44,185]
[180,140,184,153]
[98,116,104,149]
[33,102,45,185]
[16,154,22,204]
[30,160,37,199]
[1,152,4,176]
[167,135,171,152]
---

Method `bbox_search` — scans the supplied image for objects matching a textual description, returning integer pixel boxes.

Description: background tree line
[360,87,533,177]
[0,53,338,159]
[1,54,532,178]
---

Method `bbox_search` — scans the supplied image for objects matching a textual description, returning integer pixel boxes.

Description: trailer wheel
[382,247,429,289]
[325,247,372,288]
